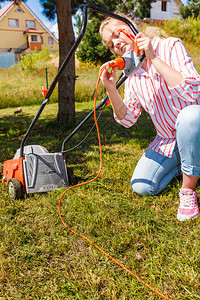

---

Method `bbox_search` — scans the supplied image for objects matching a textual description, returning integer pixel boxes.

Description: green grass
[0,53,105,109]
[0,101,200,300]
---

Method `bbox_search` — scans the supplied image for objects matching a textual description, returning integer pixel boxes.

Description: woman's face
[102,21,135,56]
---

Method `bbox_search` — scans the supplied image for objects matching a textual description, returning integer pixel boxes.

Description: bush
[19,47,51,71]
[179,0,200,19]
[162,17,200,49]
[76,17,114,65]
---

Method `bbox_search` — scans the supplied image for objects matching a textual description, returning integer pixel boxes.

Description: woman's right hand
[100,63,118,92]
[99,63,127,120]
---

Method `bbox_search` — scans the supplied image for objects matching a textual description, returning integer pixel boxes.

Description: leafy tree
[76,16,114,64]
[179,0,200,19]
[76,1,123,64]
[76,0,156,64]
[135,0,156,19]
[39,0,56,20]
[118,0,156,19]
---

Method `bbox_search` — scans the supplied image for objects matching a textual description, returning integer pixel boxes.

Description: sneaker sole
[177,212,200,221]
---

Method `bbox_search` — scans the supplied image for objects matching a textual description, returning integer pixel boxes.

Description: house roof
[0,1,14,19]
[0,0,58,43]
[175,0,182,5]
[159,0,182,3]
[24,28,44,34]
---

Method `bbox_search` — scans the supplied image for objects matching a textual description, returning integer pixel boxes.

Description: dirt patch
[49,54,80,68]
[50,55,59,67]
[144,26,168,39]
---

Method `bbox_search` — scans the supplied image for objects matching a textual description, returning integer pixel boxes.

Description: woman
[99,17,200,221]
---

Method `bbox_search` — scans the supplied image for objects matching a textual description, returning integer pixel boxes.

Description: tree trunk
[56,0,75,126]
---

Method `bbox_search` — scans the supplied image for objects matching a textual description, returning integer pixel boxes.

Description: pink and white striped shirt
[114,37,200,157]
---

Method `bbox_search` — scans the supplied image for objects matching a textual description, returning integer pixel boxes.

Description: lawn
[0,100,200,299]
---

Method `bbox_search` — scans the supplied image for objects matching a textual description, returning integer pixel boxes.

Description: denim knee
[131,180,158,196]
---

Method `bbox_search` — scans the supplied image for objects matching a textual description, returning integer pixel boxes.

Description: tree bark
[56,0,75,126]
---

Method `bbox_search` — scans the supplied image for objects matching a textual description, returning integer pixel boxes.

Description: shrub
[19,47,51,72]
[162,17,200,50]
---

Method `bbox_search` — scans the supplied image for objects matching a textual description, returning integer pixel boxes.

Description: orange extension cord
[59,65,173,300]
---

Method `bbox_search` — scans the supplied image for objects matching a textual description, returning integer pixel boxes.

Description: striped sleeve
[167,38,200,102]
[114,78,142,128]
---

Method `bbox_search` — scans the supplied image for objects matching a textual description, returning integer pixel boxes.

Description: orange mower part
[2,157,26,192]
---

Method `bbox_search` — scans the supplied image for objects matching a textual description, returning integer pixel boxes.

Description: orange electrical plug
[108,56,125,70]
[105,57,125,106]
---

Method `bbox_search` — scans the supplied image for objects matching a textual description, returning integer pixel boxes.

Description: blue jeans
[131,105,200,195]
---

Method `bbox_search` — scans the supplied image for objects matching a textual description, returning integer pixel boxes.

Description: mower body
[2,145,69,198]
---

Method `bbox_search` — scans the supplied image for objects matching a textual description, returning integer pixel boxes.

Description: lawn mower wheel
[7,178,23,200]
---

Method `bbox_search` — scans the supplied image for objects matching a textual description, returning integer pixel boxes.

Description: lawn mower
[0,4,145,200]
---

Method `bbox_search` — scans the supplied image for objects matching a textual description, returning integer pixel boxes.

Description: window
[26,20,35,29]
[31,35,38,42]
[41,36,43,44]
[9,19,19,27]
[48,37,53,45]
[161,1,167,11]
[15,7,23,13]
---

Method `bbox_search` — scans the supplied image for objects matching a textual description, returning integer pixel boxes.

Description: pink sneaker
[177,188,200,221]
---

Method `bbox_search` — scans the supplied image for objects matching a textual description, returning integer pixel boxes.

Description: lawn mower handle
[61,74,127,154]
[19,4,140,158]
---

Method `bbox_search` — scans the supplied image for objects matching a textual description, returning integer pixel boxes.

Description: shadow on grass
[0,107,156,161]
[0,105,184,195]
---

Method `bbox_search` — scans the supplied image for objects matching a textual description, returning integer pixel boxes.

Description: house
[150,0,182,20]
[0,0,59,54]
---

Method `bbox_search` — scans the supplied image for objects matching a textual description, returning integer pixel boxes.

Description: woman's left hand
[136,32,156,61]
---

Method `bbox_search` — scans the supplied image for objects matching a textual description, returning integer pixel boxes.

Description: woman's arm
[150,56,184,88]
[100,65,127,120]
[136,32,184,88]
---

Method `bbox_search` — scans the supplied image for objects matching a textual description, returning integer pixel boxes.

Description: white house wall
[173,1,181,18]
[150,0,181,20]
